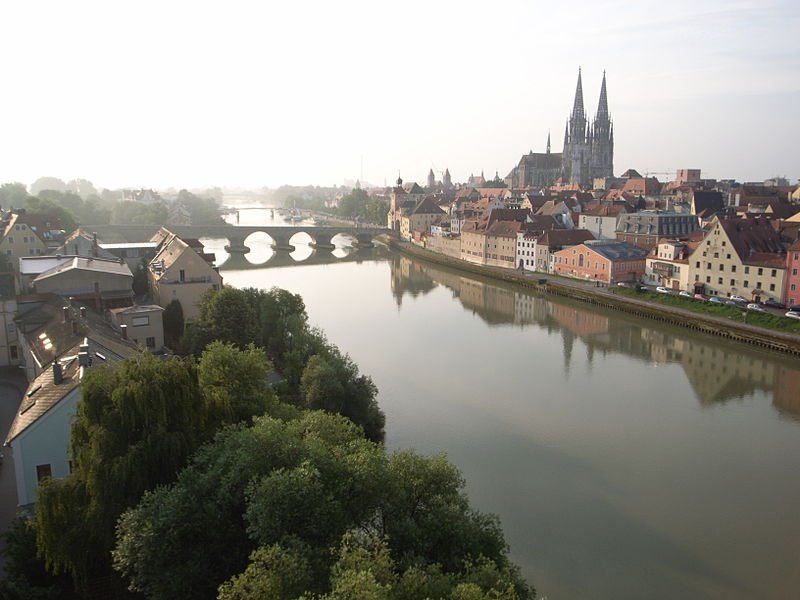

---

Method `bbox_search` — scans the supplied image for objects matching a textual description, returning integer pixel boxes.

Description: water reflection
[389,255,800,419]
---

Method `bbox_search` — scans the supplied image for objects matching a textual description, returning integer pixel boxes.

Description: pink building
[784,240,800,307]
[552,240,647,284]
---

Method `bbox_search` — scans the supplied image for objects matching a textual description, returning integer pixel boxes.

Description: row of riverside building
[386,169,800,306]
[0,211,222,507]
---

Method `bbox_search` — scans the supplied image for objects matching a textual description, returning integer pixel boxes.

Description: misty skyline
[1,0,798,190]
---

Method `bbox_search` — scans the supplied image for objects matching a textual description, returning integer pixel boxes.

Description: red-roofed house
[784,240,800,307]
[687,217,787,301]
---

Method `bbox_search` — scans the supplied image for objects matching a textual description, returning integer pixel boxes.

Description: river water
[204,208,800,599]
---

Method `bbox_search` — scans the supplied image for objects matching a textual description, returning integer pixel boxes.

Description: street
[0,367,28,575]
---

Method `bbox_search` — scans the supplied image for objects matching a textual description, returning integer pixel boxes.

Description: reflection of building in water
[641,329,686,364]
[389,256,437,307]
[680,342,776,405]
[773,365,800,418]
[388,253,800,417]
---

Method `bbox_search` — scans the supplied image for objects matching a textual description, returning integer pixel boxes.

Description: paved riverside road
[0,367,28,575]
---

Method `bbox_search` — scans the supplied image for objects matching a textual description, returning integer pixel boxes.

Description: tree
[66,178,98,199]
[35,354,204,587]
[132,258,149,297]
[29,177,67,196]
[0,182,30,208]
[163,298,185,348]
[197,341,276,427]
[301,352,385,443]
[197,288,258,349]
[22,197,78,233]
[112,412,533,600]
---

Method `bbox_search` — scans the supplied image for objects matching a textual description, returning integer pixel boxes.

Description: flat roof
[98,242,159,249]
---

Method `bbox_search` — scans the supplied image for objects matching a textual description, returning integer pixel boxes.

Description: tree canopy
[113,412,533,600]
[35,347,275,589]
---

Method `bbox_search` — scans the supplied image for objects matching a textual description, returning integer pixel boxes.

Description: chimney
[53,362,63,384]
[92,232,98,257]
[80,306,86,318]
[78,339,90,367]
[120,324,128,340]
[62,306,69,323]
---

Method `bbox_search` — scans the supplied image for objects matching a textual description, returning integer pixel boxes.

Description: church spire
[571,67,585,121]
[546,130,551,154]
[596,70,609,121]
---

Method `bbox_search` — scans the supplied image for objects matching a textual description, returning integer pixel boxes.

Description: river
[203,208,800,599]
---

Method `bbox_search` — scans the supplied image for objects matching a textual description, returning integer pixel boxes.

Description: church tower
[562,69,613,188]
[427,168,436,190]
[563,68,591,186]
[589,71,614,184]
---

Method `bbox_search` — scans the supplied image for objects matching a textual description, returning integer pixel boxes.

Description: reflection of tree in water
[389,253,800,417]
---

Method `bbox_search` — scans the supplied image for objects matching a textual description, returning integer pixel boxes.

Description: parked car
[725,300,741,307]
[785,311,800,320]
[678,290,693,298]
[656,286,671,294]
[635,284,648,292]
[788,305,800,312]
[763,298,786,309]
[708,296,725,305]
[729,294,747,304]
[746,303,766,313]
[693,293,708,302]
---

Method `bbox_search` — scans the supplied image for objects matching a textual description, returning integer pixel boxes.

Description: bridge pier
[353,233,375,248]
[224,236,251,255]
[309,233,335,250]
[269,230,296,252]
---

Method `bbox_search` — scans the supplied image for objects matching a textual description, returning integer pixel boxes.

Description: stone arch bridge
[83,224,388,254]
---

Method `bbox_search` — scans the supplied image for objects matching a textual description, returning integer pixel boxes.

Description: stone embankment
[379,235,800,357]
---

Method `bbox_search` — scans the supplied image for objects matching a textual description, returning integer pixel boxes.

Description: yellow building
[688,217,786,302]
[0,212,50,268]
[148,231,222,321]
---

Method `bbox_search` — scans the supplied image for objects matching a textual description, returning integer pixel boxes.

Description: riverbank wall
[379,235,800,357]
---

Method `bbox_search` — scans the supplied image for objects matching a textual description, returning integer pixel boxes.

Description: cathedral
[506,69,614,189]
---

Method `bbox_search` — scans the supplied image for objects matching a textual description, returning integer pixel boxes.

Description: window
[744,280,749,287]
[146,336,156,348]
[179,269,186,282]
[718,277,723,284]
[731,265,736,272]
[769,283,775,291]
[132,316,149,327]
[745,267,750,274]
[756,282,762,289]
[9,345,18,360]
[713,252,719,258]
[792,284,797,291]
[36,464,52,482]
[794,269,798,276]
[7,236,12,243]
[758,268,763,276]
[707,263,711,269]
[696,261,700,268]
[719,264,724,271]
[730,279,736,286]
[706,276,711,283]
[726,254,731,260]
[771,269,777,277]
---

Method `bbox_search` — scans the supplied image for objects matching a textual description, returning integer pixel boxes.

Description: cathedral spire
[571,67,585,121]
[596,70,609,121]
[546,130,551,154]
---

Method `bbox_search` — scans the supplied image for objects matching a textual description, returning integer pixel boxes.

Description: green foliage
[113,412,532,600]
[35,348,274,589]
[337,189,388,225]
[29,177,67,196]
[0,516,75,599]
[65,178,98,198]
[23,196,78,233]
[0,182,30,208]
[175,189,224,225]
[111,200,168,226]
[217,544,312,600]
[163,298,185,348]
[300,353,385,443]
[198,288,259,348]
[198,341,276,425]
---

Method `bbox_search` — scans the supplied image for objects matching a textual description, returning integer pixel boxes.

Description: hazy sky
[1,0,798,190]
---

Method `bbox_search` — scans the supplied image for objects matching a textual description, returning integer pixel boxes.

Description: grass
[610,287,800,334]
